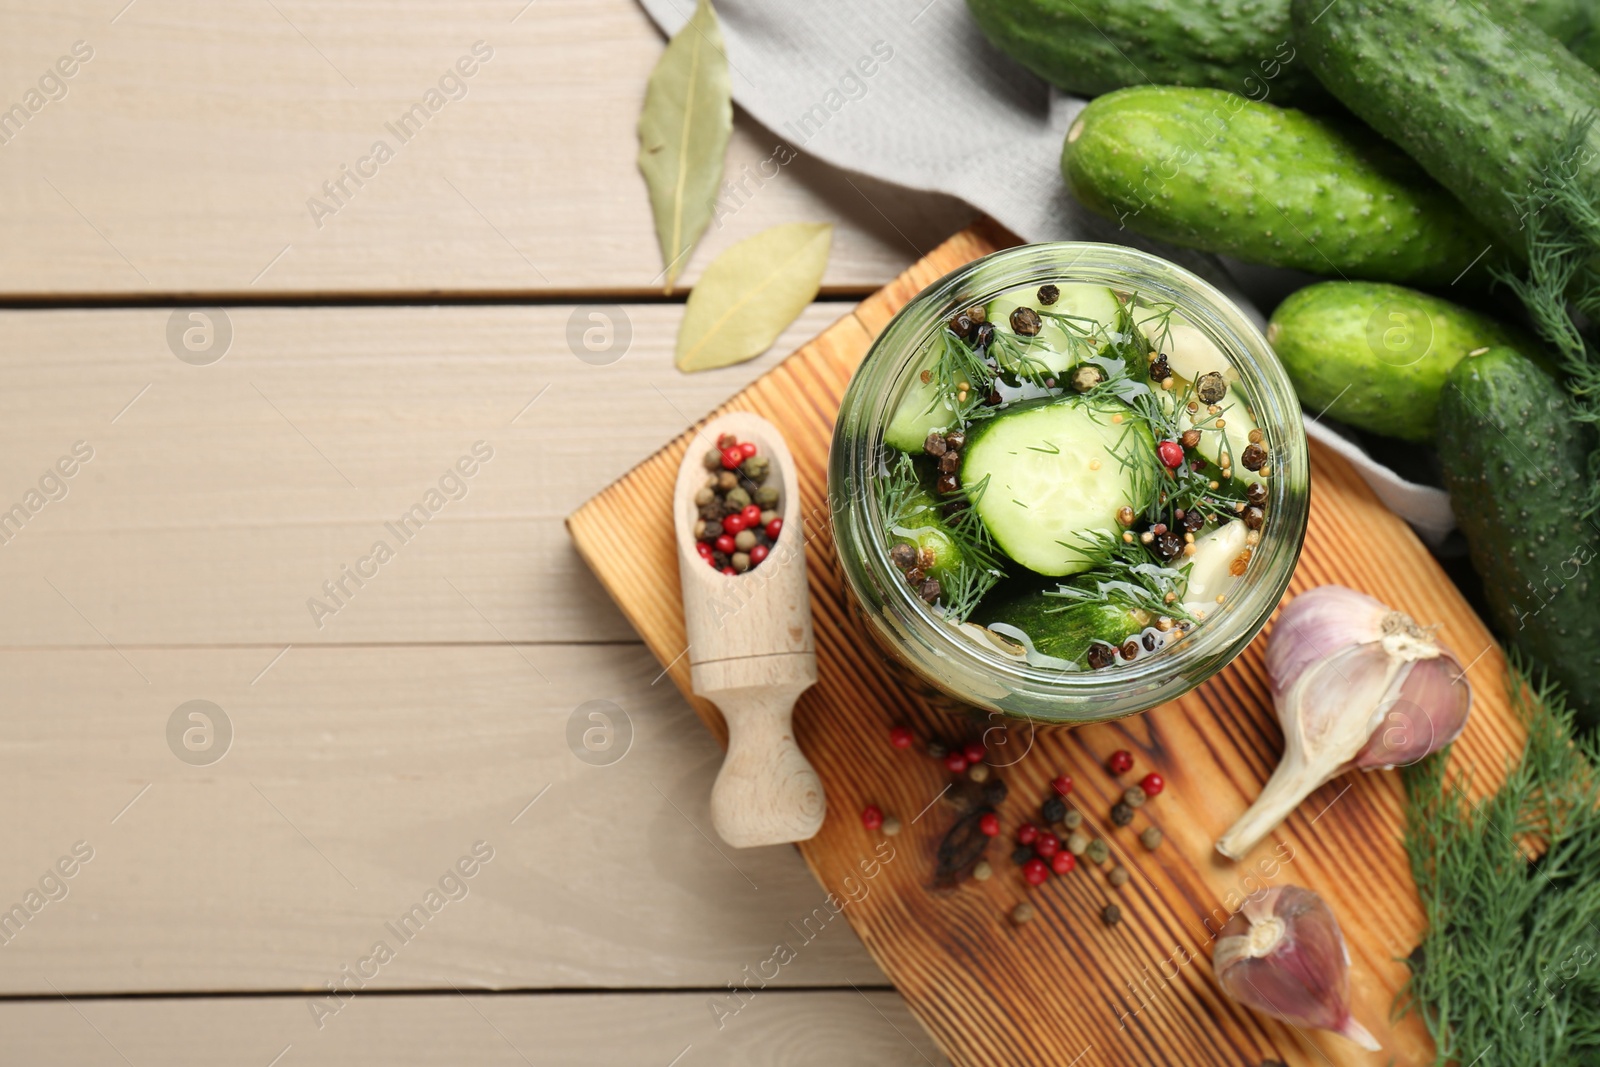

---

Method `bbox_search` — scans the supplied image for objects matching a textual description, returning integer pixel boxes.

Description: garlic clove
[1264,585,1391,699]
[1353,654,1471,770]
[1214,886,1380,1051]
[1217,640,1399,860]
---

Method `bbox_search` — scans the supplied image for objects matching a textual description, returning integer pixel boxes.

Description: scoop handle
[709,681,825,847]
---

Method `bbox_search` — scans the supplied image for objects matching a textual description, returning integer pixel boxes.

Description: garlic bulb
[1216,585,1471,860]
[1214,885,1380,1050]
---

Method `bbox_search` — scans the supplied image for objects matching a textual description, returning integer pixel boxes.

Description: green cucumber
[1267,282,1541,442]
[979,591,1146,668]
[1062,87,1498,285]
[986,283,1121,376]
[961,395,1156,576]
[885,362,958,453]
[1292,0,1600,256]
[1436,348,1600,730]
[886,489,972,585]
[965,0,1326,104]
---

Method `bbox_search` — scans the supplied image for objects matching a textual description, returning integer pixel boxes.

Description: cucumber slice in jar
[986,283,1121,375]
[1180,384,1265,486]
[884,359,959,453]
[980,592,1147,668]
[960,396,1156,577]
[1134,308,1239,385]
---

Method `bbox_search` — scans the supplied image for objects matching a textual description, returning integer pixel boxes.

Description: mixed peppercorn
[693,434,784,576]
[858,726,1170,928]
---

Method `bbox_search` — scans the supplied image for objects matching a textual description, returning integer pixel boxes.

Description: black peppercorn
[1041,797,1066,823]
[1120,639,1140,660]
[1012,846,1034,865]
[889,542,917,570]
[971,321,995,349]
[919,578,941,603]
[1110,801,1134,826]
[905,566,926,585]
[982,778,1009,807]
[1152,531,1185,560]
[1196,371,1228,403]
[926,740,947,759]
[942,500,967,519]
[944,430,966,451]
[938,451,960,473]
[949,312,974,338]
[1009,306,1042,336]
[1247,482,1268,505]
[1037,284,1060,305]
[703,520,724,540]
[923,431,948,457]
[1240,444,1267,471]
[1149,354,1171,382]
[936,472,961,495]
[1181,509,1205,534]
[1243,505,1265,530]
[1086,643,1116,670]
[1142,632,1158,652]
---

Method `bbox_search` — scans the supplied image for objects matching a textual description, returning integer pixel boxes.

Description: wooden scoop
[673,411,825,848]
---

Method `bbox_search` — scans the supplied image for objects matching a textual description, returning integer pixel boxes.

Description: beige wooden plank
[0,990,949,1066]
[0,301,852,647]
[0,0,971,298]
[0,643,886,993]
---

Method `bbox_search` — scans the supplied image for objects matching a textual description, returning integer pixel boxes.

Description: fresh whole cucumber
[966,0,1326,105]
[1267,282,1541,441]
[1437,348,1600,730]
[1292,0,1600,256]
[1061,87,1497,285]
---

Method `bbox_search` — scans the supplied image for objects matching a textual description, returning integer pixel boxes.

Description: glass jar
[828,243,1309,724]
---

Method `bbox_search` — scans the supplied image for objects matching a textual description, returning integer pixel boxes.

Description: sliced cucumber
[886,489,969,584]
[961,396,1155,577]
[1179,385,1265,486]
[980,593,1146,668]
[1182,519,1248,616]
[987,283,1122,375]
[884,361,959,453]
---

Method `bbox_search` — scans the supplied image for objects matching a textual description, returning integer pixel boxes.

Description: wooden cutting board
[567,221,1521,1066]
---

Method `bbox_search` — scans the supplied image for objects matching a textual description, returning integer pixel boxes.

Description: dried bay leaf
[636,0,732,293]
[675,222,833,373]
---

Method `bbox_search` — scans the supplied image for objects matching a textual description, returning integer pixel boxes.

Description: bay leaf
[675,222,833,373]
[636,0,732,293]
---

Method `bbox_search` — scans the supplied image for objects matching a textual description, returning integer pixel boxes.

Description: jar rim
[828,242,1309,723]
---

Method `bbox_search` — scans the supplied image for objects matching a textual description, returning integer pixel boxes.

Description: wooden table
[0,2,973,1062]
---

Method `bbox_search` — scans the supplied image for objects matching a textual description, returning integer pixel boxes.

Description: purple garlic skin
[1214,885,1380,1051]
[1218,585,1472,860]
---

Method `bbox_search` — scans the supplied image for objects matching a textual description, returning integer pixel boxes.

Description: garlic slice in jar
[1182,520,1249,617]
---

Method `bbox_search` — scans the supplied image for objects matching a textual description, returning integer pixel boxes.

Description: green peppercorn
[1012,902,1037,925]
[1102,904,1122,926]
[734,529,757,551]
[755,486,780,507]
[726,486,751,509]
[703,448,722,470]
[1062,810,1082,830]
[973,860,993,882]
[760,509,779,525]
[881,816,902,837]
[694,486,715,507]
[1123,786,1146,809]
[1140,826,1163,851]
[1066,831,1089,856]
[968,763,990,783]
[1108,865,1130,888]
[731,552,751,573]
[1086,839,1110,865]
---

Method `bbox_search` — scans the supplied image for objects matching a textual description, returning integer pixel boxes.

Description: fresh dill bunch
[937,556,1004,623]
[875,449,925,529]
[1398,659,1600,1066]
[1042,530,1197,622]
[988,328,1057,387]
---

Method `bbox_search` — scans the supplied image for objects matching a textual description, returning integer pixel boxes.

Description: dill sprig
[1042,530,1198,623]
[1494,114,1600,517]
[1398,659,1600,1065]
[875,452,1004,623]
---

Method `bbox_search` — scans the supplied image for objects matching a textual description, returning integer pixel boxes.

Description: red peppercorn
[1140,772,1165,797]
[1034,834,1059,858]
[741,504,762,527]
[978,812,1000,837]
[696,541,713,558]
[723,513,747,534]
[1052,774,1073,797]
[721,446,745,470]
[861,804,883,830]
[715,534,736,555]
[739,441,757,459]
[1158,440,1185,468]
[1016,822,1039,846]
[962,741,985,765]
[749,544,769,564]
[721,567,737,576]
[943,751,968,773]
[1022,857,1050,886]
[706,556,718,568]
[1108,750,1134,775]
[766,518,783,540]
[1051,851,1076,875]
[889,725,914,749]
